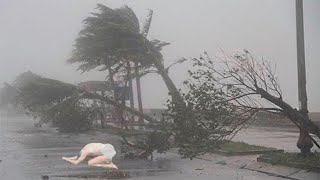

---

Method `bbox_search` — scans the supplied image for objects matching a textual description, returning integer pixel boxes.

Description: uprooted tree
[3,71,173,155]
[183,50,320,153]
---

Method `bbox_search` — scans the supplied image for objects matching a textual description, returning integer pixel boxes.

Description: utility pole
[295,0,313,154]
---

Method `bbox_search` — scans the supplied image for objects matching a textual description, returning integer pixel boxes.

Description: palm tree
[135,9,153,123]
[68,4,185,115]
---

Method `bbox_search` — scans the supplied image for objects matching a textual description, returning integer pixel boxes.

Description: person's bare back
[62,143,118,169]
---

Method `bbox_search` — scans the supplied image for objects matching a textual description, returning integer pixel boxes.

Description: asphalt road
[0,112,318,180]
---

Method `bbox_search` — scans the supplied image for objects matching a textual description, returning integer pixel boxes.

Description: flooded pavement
[0,112,319,180]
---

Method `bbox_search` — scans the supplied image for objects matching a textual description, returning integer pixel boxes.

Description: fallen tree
[187,50,319,151]
[4,71,172,157]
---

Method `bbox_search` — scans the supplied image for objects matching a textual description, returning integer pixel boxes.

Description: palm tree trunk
[152,58,184,104]
[108,68,118,121]
[127,62,135,122]
[151,58,190,132]
[135,62,144,123]
[100,91,106,128]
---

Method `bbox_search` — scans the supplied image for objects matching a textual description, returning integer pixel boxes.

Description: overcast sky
[0,0,319,111]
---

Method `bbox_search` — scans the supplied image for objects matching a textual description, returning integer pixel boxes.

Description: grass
[216,141,274,152]
[260,152,320,167]
[93,126,150,137]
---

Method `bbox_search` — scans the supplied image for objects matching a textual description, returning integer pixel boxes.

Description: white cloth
[80,143,116,160]
[101,143,116,159]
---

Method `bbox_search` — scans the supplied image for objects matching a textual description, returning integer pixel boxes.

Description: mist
[0,0,319,111]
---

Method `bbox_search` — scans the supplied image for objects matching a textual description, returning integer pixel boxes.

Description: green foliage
[0,83,19,109]
[121,131,171,159]
[8,72,98,132]
[164,94,231,159]
[0,71,40,109]
[48,99,95,133]
[144,131,171,154]
[216,141,273,152]
[18,76,78,109]
[13,71,42,88]
[68,4,167,74]
[261,152,320,167]
[141,10,153,37]
[163,55,256,159]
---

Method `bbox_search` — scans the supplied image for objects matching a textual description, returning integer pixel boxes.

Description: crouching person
[62,143,118,169]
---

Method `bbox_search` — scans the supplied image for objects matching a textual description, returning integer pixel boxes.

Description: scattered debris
[195,168,204,170]
[41,175,49,180]
[239,164,247,169]
[54,170,130,179]
[34,122,42,127]
[216,160,227,165]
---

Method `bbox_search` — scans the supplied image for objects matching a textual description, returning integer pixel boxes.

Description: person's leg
[63,150,89,165]
[93,163,118,169]
[62,156,78,160]
[62,149,83,162]
[62,156,76,164]
[88,156,118,169]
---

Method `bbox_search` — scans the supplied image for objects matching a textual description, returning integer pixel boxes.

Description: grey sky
[0,0,319,111]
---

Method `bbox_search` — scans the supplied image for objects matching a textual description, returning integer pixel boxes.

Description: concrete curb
[257,156,320,173]
[241,165,300,180]
[212,149,284,156]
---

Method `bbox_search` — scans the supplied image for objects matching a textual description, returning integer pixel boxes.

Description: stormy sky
[0,0,319,111]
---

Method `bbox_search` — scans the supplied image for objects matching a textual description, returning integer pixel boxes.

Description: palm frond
[165,58,188,73]
[141,9,153,37]
[69,4,168,76]
[150,39,170,51]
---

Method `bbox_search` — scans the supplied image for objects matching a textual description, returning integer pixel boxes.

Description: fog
[0,0,319,111]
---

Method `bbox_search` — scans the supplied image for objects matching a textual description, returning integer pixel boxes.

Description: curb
[241,165,299,180]
[257,156,320,173]
[212,149,284,156]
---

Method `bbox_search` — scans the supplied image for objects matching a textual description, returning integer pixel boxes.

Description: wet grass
[216,141,273,152]
[260,152,320,167]
[93,126,150,137]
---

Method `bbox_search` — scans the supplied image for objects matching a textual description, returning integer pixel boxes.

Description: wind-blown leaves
[141,9,153,37]
[12,72,83,131]
[0,83,19,108]
[18,77,78,107]
[150,39,170,52]
[10,73,103,132]
[8,71,158,132]
[68,4,165,73]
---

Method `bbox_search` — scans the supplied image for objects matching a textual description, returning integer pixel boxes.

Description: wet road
[233,126,319,152]
[0,112,319,180]
[0,113,178,179]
